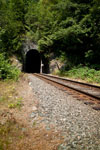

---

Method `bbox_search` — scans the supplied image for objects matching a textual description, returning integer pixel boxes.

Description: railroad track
[34,73,100,110]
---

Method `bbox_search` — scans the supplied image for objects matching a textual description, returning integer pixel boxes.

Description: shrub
[57,65,100,84]
[0,53,20,80]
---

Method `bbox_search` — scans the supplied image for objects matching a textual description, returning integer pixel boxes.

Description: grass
[0,80,23,109]
[0,76,63,150]
[0,115,29,150]
[0,80,26,150]
[0,80,23,149]
[8,97,23,109]
[0,97,6,103]
[8,100,22,109]
[56,66,100,84]
[0,119,20,150]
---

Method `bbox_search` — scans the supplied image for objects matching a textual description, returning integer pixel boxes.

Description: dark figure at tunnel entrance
[25,49,41,73]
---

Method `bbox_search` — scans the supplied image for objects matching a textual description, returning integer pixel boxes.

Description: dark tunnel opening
[25,49,41,73]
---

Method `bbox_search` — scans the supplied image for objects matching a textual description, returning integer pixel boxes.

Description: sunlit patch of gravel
[28,75,100,150]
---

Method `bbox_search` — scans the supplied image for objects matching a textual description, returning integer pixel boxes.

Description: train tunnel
[25,49,41,73]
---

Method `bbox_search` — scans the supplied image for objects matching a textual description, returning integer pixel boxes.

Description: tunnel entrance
[25,49,41,73]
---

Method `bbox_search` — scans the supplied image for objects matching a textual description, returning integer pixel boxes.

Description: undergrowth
[0,119,25,150]
[0,53,21,80]
[0,80,23,110]
[0,75,63,150]
[56,65,100,84]
[0,80,24,150]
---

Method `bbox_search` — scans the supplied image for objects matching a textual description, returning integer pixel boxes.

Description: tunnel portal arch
[25,49,41,73]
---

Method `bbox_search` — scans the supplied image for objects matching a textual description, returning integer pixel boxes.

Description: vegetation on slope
[0,0,100,81]
[0,53,20,80]
[56,65,100,84]
[0,75,63,150]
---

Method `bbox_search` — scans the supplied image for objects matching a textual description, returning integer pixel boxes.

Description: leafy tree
[0,0,100,77]
[0,0,25,56]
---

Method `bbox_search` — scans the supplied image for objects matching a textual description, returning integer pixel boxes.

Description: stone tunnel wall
[22,39,38,72]
[22,39,50,73]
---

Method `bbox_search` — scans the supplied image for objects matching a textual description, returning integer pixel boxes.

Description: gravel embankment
[28,75,100,150]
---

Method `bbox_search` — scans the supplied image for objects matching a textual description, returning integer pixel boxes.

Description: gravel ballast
[28,75,100,150]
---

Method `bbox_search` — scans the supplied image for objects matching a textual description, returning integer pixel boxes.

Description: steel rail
[34,73,100,101]
[42,73,100,89]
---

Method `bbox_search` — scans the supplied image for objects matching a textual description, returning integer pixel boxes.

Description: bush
[0,53,20,80]
[57,65,100,84]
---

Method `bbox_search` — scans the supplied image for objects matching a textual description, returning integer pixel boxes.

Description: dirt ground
[0,74,63,150]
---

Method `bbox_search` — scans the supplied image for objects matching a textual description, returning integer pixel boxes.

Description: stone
[32,106,37,111]
[30,112,37,118]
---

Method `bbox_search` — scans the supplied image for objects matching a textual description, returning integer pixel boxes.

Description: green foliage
[24,0,100,67]
[0,97,5,103]
[0,0,25,55]
[57,65,100,83]
[0,53,20,80]
[0,0,100,79]
[8,99,22,109]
